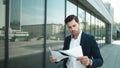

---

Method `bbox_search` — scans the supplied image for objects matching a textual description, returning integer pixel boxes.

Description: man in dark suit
[50,15,103,68]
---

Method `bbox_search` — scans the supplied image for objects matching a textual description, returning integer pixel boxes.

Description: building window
[78,7,85,31]
[86,12,91,34]
[66,1,77,36]
[10,0,21,30]
[46,0,65,67]
[0,0,5,67]
[3,0,6,5]
[66,1,77,16]
[9,0,45,68]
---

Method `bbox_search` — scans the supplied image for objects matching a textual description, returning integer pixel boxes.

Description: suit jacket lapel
[80,32,84,46]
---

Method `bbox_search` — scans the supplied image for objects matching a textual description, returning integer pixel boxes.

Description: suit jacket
[63,32,103,68]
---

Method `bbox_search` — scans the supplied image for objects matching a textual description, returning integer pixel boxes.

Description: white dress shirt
[66,30,86,68]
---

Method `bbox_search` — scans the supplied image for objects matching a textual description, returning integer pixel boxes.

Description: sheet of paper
[59,45,83,58]
[48,47,68,62]
[60,45,86,68]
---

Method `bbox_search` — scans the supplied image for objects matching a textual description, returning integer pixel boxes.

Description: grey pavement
[100,40,120,68]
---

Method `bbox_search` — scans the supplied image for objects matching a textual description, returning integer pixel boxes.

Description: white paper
[59,45,83,58]
[59,45,86,68]
[48,47,68,62]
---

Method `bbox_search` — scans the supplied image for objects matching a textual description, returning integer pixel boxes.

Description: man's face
[67,19,80,36]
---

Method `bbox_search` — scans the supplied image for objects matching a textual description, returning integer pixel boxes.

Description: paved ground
[100,40,120,68]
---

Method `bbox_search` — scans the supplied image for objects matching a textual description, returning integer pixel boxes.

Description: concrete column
[106,24,112,44]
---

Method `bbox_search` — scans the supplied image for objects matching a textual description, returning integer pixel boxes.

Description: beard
[71,29,80,38]
[71,30,78,36]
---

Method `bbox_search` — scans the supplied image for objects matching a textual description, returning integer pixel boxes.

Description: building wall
[9,0,21,30]
[112,23,120,40]
[78,0,112,23]
[21,25,44,38]
[0,0,113,68]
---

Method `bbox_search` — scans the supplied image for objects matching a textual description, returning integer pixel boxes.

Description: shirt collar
[77,30,82,40]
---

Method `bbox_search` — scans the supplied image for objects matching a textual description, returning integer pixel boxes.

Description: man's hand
[77,56,92,66]
[49,56,57,63]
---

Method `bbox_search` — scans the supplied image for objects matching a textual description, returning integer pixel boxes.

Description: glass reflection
[95,18,101,46]
[9,0,44,68]
[95,18,98,40]
[46,0,65,68]
[0,0,5,67]
[86,12,91,34]
[66,1,77,36]
[47,0,64,42]
[91,15,95,36]
[78,7,85,31]
[101,21,106,45]
[67,1,77,16]
[97,20,101,46]
[10,0,20,30]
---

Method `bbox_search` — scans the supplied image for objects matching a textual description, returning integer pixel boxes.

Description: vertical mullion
[5,0,10,68]
[43,0,47,68]
[64,0,67,38]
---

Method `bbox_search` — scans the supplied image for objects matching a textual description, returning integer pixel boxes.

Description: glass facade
[0,0,5,67]
[10,0,20,30]
[46,0,65,68]
[66,0,77,36]
[0,0,109,68]
[78,7,86,31]
[91,15,95,36]
[9,0,44,68]
[66,0,77,16]
[85,12,91,34]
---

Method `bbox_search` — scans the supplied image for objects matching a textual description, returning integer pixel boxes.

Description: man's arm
[90,36,103,68]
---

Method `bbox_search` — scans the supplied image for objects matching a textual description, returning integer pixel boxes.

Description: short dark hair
[64,15,79,24]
